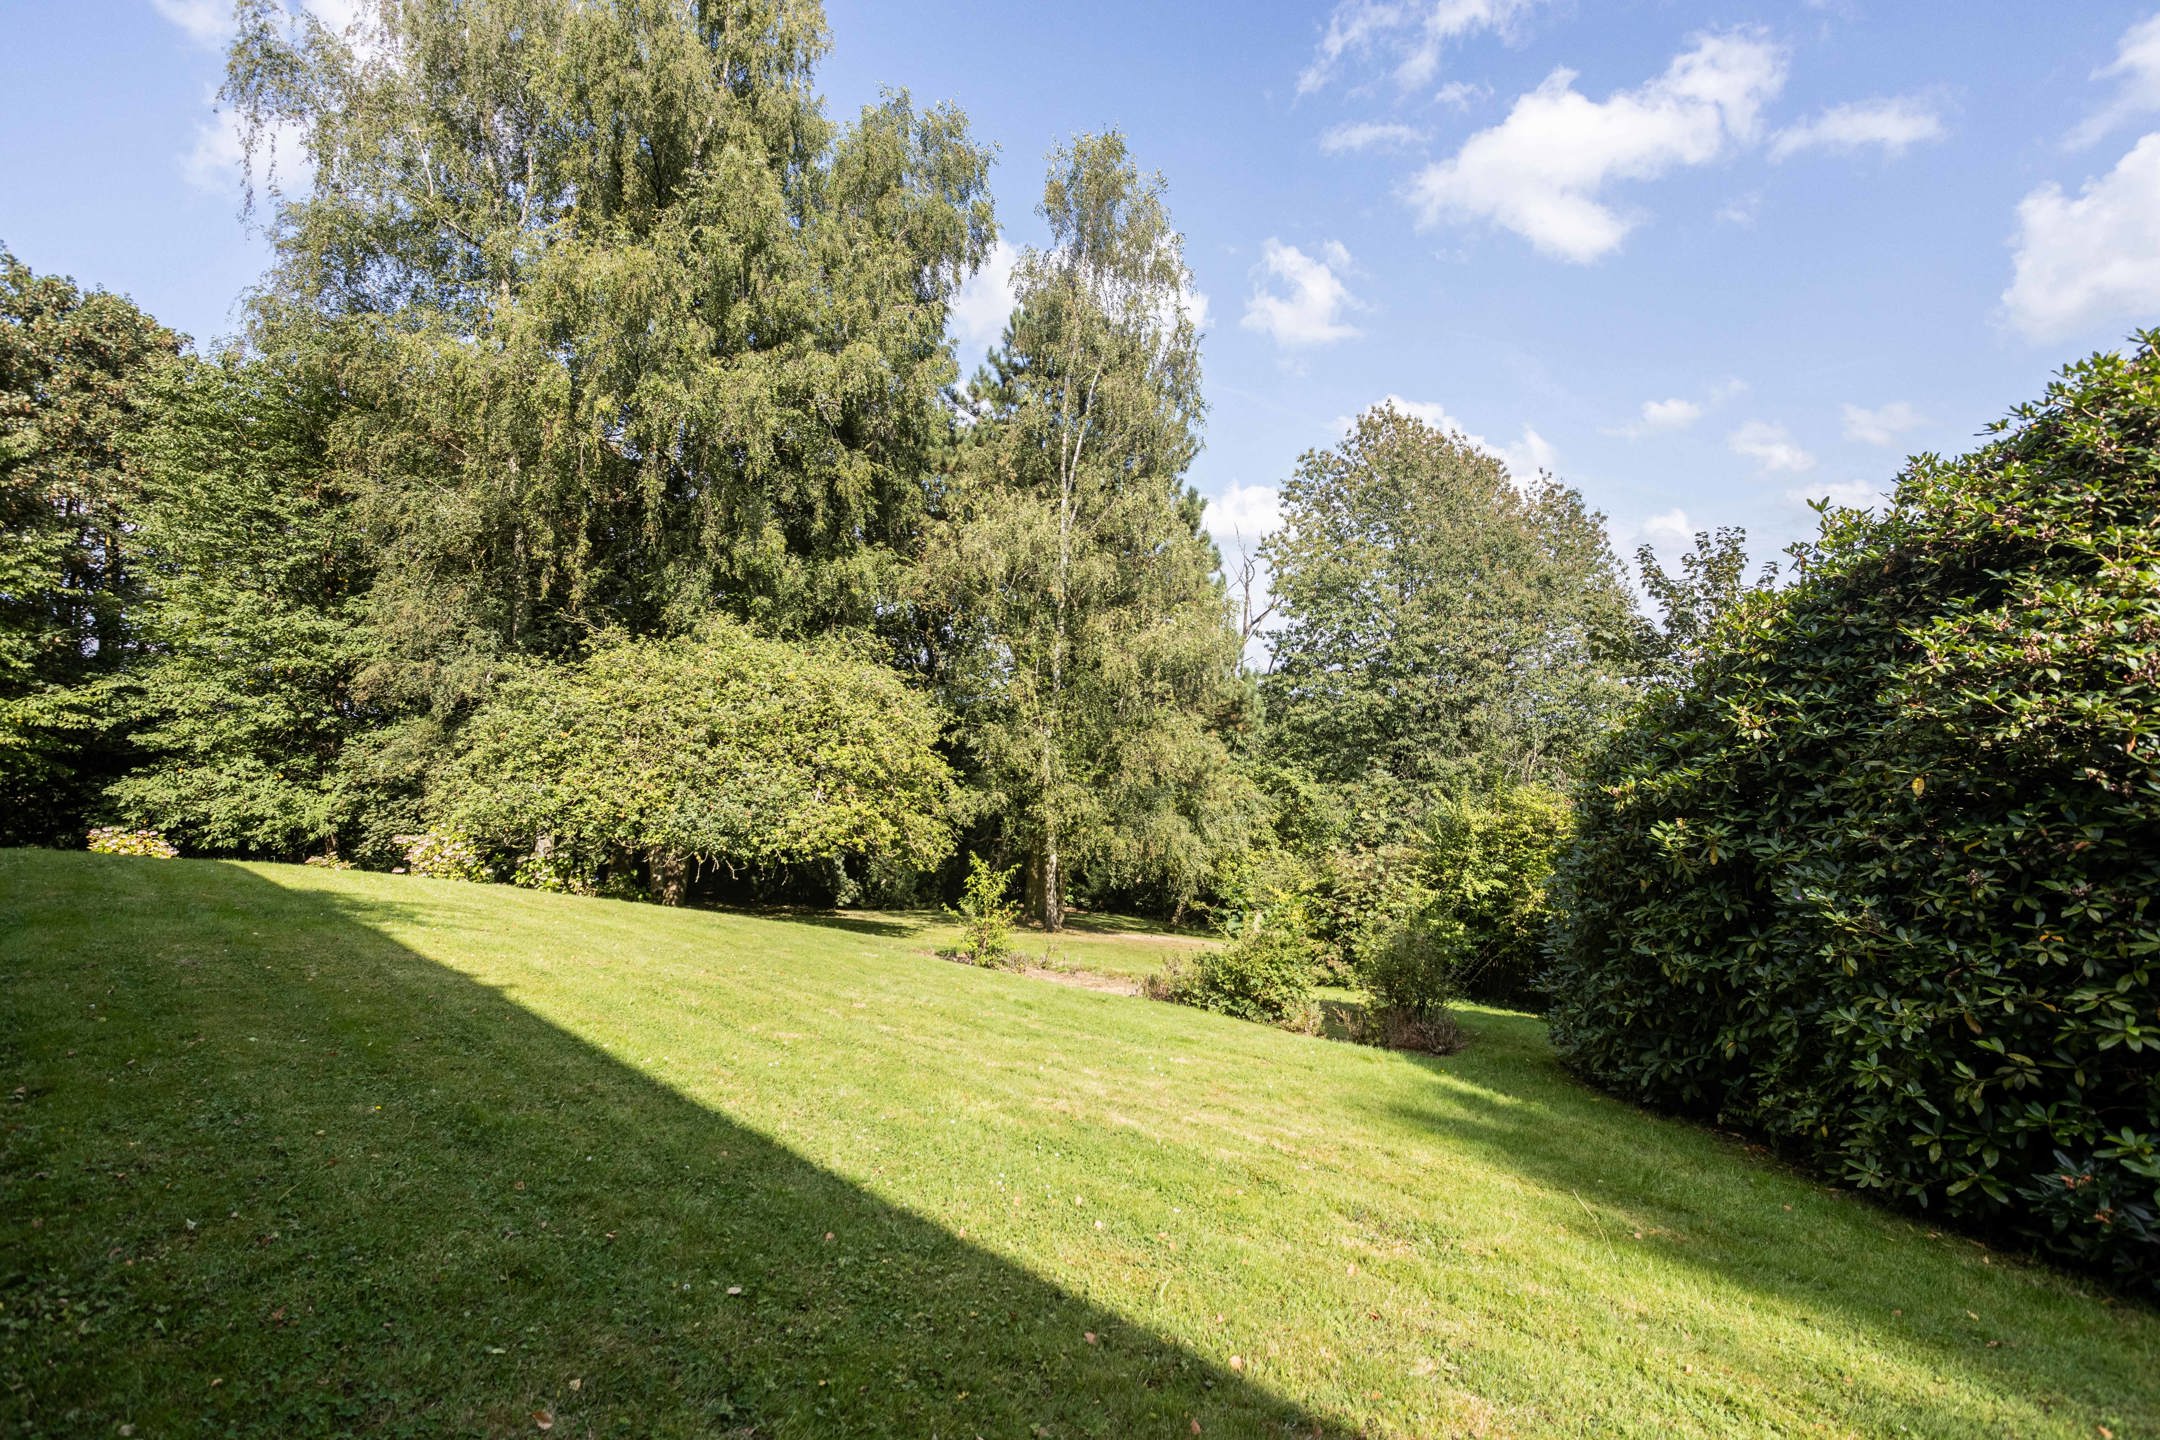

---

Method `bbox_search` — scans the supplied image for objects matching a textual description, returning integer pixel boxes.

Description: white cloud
[1638,507,1695,547]
[1769,96,1947,161]
[155,0,369,47]
[1715,191,1761,226]
[1406,32,1786,263]
[1841,400,1924,446]
[151,0,231,46]
[1320,121,1427,155]
[1204,480,1284,546]
[1300,0,1547,95]
[1730,419,1815,473]
[1788,480,1883,512]
[181,105,246,194]
[1608,379,1744,438]
[1434,80,1490,110]
[2002,132,2160,342]
[1640,397,1703,431]
[1242,239,1361,347]
[180,93,313,198]
[948,239,1017,354]
[2069,13,2160,150]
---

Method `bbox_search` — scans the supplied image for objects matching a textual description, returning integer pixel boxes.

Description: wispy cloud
[1406,32,1786,263]
[2068,12,2160,149]
[1729,419,1815,474]
[1841,400,1924,446]
[150,0,232,46]
[1300,0,1548,95]
[1319,121,1427,155]
[1769,95,1947,161]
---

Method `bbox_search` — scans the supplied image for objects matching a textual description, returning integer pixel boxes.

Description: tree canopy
[1261,403,1641,810]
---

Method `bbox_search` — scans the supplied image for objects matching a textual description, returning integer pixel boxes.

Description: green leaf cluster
[1548,336,2160,1287]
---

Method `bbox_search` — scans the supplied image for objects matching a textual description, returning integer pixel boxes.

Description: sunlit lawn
[4,849,2154,1438]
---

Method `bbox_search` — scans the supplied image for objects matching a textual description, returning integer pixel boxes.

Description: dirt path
[1014,965,1141,996]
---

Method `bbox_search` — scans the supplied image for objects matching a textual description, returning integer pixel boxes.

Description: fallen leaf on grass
[533,1409,553,1431]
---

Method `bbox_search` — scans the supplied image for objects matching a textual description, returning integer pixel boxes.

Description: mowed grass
[823,905,1219,985]
[2,852,2154,1438]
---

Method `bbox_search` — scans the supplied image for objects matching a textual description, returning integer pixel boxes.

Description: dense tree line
[4,0,1643,945]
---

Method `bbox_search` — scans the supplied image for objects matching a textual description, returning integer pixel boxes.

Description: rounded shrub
[1547,339,2160,1287]
[1151,918,1320,1031]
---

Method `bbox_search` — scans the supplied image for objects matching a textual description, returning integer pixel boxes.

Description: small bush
[1150,919,1319,1029]
[395,832,491,883]
[86,826,178,859]
[511,850,597,895]
[944,853,1020,967]
[302,854,355,871]
[1359,910,1467,1053]
[1306,844,1432,985]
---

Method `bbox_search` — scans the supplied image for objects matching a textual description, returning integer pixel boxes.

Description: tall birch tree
[931,133,1250,929]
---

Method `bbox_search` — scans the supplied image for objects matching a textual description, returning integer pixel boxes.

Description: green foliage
[224,0,993,707]
[104,356,369,859]
[0,249,180,840]
[944,852,1020,967]
[433,621,955,902]
[928,131,1250,929]
[1634,525,1778,682]
[396,832,491,883]
[1548,337,2160,1288]
[1151,914,1319,1030]
[1419,784,1572,1009]
[85,825,177,859]
[1306,842,1433,987]
[1358,911,1466,1054]
[1262,403,1643,801]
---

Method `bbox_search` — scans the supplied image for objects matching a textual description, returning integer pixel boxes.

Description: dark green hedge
[1547,338,2160,1288]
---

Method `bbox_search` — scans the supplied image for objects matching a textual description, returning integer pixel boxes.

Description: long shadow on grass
[0,855,1336,1438]
[1375,1010,2157,1424]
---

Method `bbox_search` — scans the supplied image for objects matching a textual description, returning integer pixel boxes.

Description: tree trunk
[648,848,687,906]
[1041,840,1063,933]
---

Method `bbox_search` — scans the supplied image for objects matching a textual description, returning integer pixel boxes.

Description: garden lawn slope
[3,850,2154,1439]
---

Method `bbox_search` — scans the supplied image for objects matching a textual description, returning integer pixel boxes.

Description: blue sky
[7,1,2160,593]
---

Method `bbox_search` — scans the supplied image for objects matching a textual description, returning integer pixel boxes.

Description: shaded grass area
[4,851,2156,1438]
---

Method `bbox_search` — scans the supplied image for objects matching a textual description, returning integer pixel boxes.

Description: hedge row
[1547,338,2160,1287]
